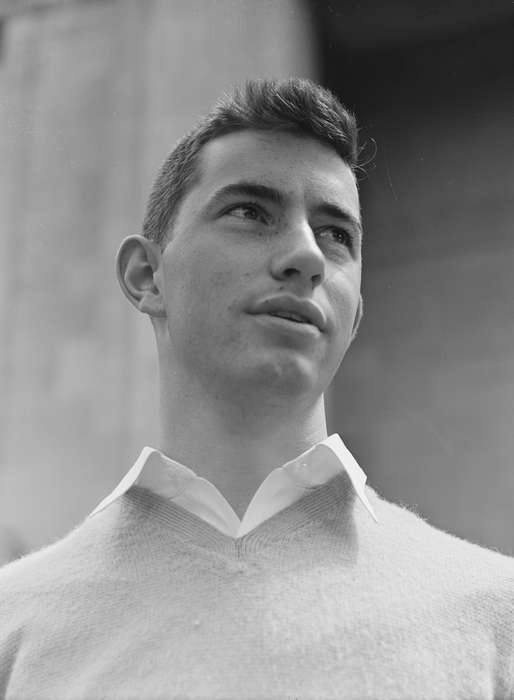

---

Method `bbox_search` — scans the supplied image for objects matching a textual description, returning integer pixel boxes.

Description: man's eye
[225,203,267,223]
[318,226,353,250]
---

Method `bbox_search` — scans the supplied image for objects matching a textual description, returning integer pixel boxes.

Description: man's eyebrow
[207,182,285,207]
[314,202,363,237]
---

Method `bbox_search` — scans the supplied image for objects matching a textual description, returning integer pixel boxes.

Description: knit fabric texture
[1,471,513,700]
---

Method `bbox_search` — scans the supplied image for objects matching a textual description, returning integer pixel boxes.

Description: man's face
[157,129,362,404]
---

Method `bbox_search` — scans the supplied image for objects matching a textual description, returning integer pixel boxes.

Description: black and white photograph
[1,1,514,698]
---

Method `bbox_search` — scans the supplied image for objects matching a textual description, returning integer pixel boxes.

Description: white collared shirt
[88,434,378,537]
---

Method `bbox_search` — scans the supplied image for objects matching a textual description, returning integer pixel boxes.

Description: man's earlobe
[350,295,363,340]
[115,235,166,317]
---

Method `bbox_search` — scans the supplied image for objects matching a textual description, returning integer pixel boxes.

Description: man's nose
[270,219,325,289]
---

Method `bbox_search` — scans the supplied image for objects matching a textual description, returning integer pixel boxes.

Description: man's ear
[115,235,166,318]
[350,295,363,341]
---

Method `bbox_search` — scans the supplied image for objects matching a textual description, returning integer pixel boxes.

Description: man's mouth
[249,295,327,332]
[267,310,310,324]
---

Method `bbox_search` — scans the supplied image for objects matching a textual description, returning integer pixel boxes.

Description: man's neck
[157,381,328,520]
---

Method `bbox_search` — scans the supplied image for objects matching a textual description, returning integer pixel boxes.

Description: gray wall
[323,19,514,555]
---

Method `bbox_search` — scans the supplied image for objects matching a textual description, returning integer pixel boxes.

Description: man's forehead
[198,128,348,170]
[195,129,359,207]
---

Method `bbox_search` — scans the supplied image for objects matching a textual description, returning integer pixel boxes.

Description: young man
[1,78,513,699]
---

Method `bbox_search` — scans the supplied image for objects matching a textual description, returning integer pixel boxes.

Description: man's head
[117,78,363,411]
[142,78,359,250]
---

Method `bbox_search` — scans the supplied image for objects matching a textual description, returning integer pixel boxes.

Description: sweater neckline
[121,469,358,557]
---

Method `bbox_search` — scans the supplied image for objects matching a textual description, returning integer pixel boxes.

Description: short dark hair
[142,78,359,248]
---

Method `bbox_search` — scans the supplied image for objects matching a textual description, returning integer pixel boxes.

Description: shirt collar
[88,434,378,536]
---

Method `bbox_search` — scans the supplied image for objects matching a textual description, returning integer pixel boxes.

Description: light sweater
[1,440,514,699]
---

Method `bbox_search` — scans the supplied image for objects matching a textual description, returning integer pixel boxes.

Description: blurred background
[1,0,513,565]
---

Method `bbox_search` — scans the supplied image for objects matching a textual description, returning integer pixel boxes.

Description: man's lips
[248,295,327,332]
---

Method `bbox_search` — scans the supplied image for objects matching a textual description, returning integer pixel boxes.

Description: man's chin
[240,352,325,399]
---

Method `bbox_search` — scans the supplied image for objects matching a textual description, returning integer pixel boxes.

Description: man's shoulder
[0,529,80,611]
[0,540,69,655]
[368,485,514,577]
[0,493,156,614]
[0,508,116,617]
[366,486,514,643]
